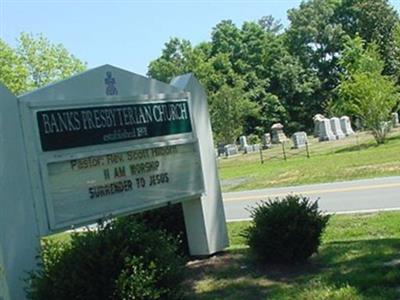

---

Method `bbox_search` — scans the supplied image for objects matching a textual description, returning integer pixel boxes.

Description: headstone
[252,144,260,152]
[313,114,325,137]
[1,66,229,300]
[262,133,272,149]
[224,144,238,157]
[243,144,260,154]
[271,123,287,144]
[239,135,248,150]
[292,132,308,149]
[330,117,346,139]
[244,145,253,154]
[318,118,336,141]
[340,116,355,136]
[217,144,226,157]
[392,112,399,127]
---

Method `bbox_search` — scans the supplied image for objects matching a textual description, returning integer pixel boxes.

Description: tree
[392,23,400,84]
[210,20,242,60]
[286,0,345,97]
[16,33,86,91]
[239,21,284,133]
[210,83,259,145]
[148,2,400,139]
[0,39,28,94]
[264,36,319,131]
[147,38,192,83]
[258,15,283,34]
[285,0,400,121]
[148,18,321,138]
[335,0,400,77]
[338,38,399,144]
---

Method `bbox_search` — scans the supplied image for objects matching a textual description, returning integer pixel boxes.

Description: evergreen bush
[244,194,330,263]
[247,134,261,145]
[27,217,184,300]
[131,203,189,256]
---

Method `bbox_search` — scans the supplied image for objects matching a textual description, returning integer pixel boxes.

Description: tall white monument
[0,65,229,300]
[340,116,355,136]
[239,135,248,150]
[330,117,346,139]
[313,114,325,137]
[318,118,336,141]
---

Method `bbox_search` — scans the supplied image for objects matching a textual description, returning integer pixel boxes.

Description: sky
[1,0,400,76]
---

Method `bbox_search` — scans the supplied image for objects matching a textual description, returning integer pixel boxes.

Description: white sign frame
[1,68,229,300]
[19,92,204,234]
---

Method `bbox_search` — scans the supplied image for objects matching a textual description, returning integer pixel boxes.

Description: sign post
[0,65,229,299]
[0,85,41,300]
[171,74,229,255]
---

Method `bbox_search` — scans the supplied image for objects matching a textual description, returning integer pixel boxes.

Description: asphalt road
[223,176,400,221]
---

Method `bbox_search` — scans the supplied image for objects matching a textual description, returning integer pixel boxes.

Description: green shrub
[247,134,261,145]
[244,194,330,263]
[131,203,189,256]
[27,217,184,300]
[115,256,170,300]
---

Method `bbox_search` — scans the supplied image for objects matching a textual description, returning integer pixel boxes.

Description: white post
[0,84,41,300]
[171,74,229,255]
[0,245,10,300]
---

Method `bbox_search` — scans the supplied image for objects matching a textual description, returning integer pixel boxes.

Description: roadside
[223,176,400,221]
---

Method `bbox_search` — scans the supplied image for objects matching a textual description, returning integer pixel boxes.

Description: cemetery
[217,113,359,159]
[219,127,400,192]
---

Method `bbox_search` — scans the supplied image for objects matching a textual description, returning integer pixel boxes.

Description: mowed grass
[219,129,400,192]
[184,211,400,300]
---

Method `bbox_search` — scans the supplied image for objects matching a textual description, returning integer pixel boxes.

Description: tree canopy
[0,33,86,95]
[2,0,399,145]
[148,0,400,144]
[0,39,28,95]
[337,38,399,144]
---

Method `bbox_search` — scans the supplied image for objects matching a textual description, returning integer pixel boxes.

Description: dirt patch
[267,170,301,186]
[183,250,322,296]
[183,251,276,299]
[220,177,250,190]
[346,162,400,174]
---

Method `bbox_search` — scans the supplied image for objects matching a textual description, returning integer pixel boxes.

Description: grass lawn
[183,211,400,300]
[43,231,73,243]
[219,129,400,192]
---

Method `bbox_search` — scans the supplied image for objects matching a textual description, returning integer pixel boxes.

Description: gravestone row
[217,113,365,159]
[314,114,355,142]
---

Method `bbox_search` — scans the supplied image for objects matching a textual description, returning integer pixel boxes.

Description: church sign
[30,96,204,230]
[37,100,192,151]
[0,65,228,300]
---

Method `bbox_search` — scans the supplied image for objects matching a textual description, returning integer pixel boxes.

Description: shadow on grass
[183,248,321,300]
[335,134,400,154]
[334,142,379,154]
[314,239,400,296]
[184,239,400,300]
